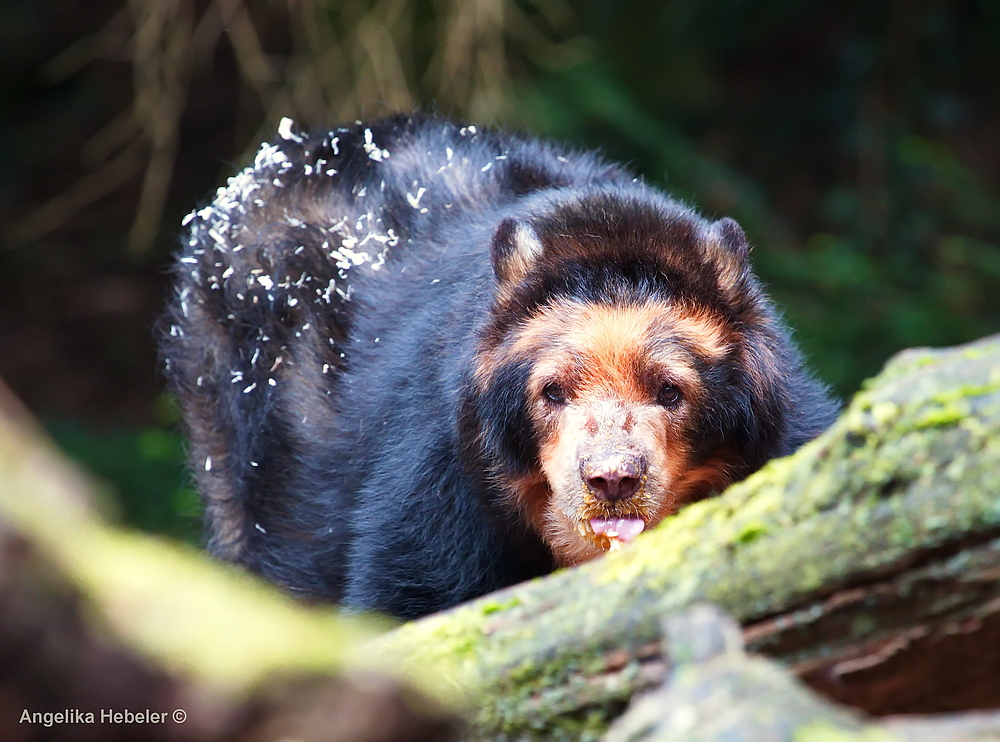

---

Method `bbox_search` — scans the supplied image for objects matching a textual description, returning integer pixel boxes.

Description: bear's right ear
[490,217,544,284]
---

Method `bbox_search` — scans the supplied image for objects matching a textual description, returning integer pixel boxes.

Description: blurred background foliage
[1,0,998,544]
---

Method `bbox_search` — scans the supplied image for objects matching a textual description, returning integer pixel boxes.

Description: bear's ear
[703,216,751,297]
[490,217,544,284]
[712,217,750,261]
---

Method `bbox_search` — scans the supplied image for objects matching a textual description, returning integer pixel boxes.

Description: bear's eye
[542,382,566,404]
[657,383,683,408]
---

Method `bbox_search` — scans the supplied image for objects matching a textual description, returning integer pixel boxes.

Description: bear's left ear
[703,216,751,297]
[711,217,750,261]
[490,217,544,284]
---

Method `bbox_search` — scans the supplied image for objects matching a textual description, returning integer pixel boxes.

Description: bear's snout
[580,452,646,501]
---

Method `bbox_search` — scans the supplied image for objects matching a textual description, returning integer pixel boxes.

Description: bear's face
[467,206,782,567]
[489,298,737,565]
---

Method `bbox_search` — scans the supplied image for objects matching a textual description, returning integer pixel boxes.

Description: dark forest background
[1,0,998,545]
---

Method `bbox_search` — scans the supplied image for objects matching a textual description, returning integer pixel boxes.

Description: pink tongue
[589,518,645,543]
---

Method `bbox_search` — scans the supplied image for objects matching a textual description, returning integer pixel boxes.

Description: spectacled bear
[161,114,838,620]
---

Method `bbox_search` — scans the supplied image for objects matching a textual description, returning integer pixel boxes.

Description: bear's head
[465,189,793,565]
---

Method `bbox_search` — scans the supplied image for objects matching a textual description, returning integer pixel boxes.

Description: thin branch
[13,137,148,244]
[15,0,576,252]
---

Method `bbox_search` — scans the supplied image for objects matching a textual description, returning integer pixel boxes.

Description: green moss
[911,405,966,429]
[481,595,523,615]
[930,382,1000,405]
[794,721,899,742]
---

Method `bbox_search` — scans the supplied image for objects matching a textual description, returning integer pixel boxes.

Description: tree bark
[603,604,1000,742]
[370,334,1000,741]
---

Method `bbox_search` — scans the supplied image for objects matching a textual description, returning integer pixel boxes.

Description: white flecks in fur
[255,522,267,534]
[362,129,390,161]
[406,187,427,208]
[205,456,212,471]
[208,227,226,247]
[277,117,304,143]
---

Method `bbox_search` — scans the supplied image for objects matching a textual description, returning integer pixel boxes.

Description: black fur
[161,114,838,619]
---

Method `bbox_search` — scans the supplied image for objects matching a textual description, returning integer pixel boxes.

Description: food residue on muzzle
[589,517,646,551]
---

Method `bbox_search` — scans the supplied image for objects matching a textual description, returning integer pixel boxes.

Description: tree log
[0,380,459,741]
[370,334,1000,741]
[603,604,1000,742]
[3,328,1000,740]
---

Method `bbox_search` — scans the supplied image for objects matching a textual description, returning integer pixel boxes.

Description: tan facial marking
[492,301,724,563]
[666,303,731,361]
[476,297,741,566]
[479,298,728,384]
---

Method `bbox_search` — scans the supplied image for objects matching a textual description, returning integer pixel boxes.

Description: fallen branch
[0,379,458,741]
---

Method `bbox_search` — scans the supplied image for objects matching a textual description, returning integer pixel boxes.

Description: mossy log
[371,335,1000,741]
[2,331,1000,741]
[0,382,459,742]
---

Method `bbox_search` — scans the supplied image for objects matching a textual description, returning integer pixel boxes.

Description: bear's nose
[582,454,645,501]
